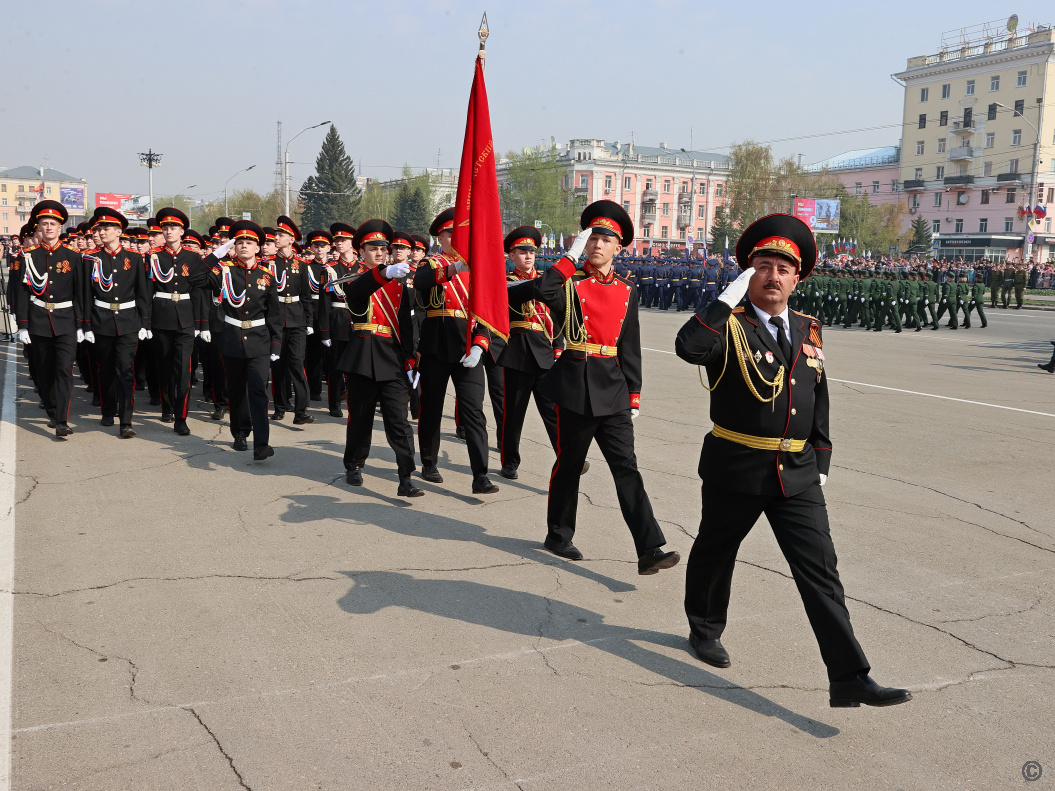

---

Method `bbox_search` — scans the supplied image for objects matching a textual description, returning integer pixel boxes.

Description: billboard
[793,198,841,233]
[60,187,85,212]
[95,193,151,220]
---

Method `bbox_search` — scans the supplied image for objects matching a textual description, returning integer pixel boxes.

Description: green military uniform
[873,269,903,333]
[963,277,988,328]
[988,264,1000,307]
[1013,266,1027,309]
[919,273,939,330]
[936,276,961,329]
[901,271,921,331]
[1000,264,1015,308]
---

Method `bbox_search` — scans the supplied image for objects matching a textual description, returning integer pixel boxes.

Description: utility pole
[138,149,162,216]
[273,121,284,193]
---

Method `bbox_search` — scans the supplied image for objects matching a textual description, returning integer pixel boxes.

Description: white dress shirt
[749,301,792,347]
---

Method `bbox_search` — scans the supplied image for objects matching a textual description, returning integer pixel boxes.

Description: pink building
[805,146,903,207]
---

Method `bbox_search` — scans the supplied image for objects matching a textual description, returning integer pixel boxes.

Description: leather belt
[426,309,466,319]
[281,295,300,304]
[310,294,320,300]
[153,292,190,302]
[94,298,136,312]
[330,301,349,309]
[224,316,266,329]
[353,322,392,336]
[30,297,73,311]
[565,341,618,357]
[712,424,806,452]
[510,321,545,331]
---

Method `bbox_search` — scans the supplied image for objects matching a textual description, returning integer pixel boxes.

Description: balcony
[951,119,976,132]
[641,205,657,221]
[943,175,975,186]
[573,186,589,196]
[996,172,1023,183]
[947,146,976,161]
[902,179,926,190]
[677,213,692,228]
[677,192,693,205]
[641,188,658,202]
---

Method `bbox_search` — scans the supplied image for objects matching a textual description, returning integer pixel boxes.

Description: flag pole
[478,12,489,65]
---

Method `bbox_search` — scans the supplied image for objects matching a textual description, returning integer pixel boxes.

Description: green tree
[709,206,739,254]
[389,168,430,235]
[498,146,577,237]
[299,124,361,233]
[355,180,391,225]
[908,214,933,254]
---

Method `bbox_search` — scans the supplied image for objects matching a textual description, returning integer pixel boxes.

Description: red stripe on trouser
[549,404,561,486]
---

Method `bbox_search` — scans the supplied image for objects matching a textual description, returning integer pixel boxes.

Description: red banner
[452,55,509,350]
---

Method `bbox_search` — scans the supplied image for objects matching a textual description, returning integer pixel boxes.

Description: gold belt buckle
[241,320,252,330]
[45,302,55,311]
[284,296,293,303]
[110,303,121,311]
[171,293,181,302]
[779,438,792,452]
[599,345,609,355]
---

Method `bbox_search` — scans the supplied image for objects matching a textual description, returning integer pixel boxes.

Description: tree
[709,206,739,254]
[908,215,933,254]
[298,124,361,233]
[498,146,578,237]
[389,168,430,235]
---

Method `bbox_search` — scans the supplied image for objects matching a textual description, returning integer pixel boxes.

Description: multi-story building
[0,166,89,235]
[497,139,731,254]
[805,146,903,207]
[894,22,1055,261]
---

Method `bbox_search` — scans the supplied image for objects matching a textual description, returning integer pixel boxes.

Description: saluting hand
[566,228,593,263]
[718,266,756,308]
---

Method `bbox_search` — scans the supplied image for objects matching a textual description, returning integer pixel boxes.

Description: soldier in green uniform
[873,268,902,333]
[1013,264,1027,309]
[963,272,988,328]
[833,268,851,327]
[901,269,922,331]
[918,270,939,330]
[936,271,961,329]
[989,262,1001,307]
[1000,261,1016,308]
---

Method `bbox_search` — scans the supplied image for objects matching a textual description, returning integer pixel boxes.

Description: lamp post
[284,121,330,216]
[224,165,256,217]
[995,101,1041,259]
[681,148,699,256]
[173,185,196,228]
[173,184,197,200]
[138,150,162,216]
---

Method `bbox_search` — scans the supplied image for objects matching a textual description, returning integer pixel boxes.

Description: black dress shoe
[397,478,424,497]
[270,410,285,421]
[638,548,681,575]
[46,412,57,428]
[232,435,248,452]
[472,476,499,494]
[420,466,443,483]
[1039,363,1055,373]
[292,412,315,425]
[160,411,174,423]
[55,423,74,437]
[499,463,519,480]
[149,396,161,406]
[100,416,115,427]
[119,425,136,439]
[829,674,912,708]
[345,467,363,486]
[211,407,227,420]
[544,539,583,561]
[455,426,466,440]
[689,634,731,668]
[253,444,275,461]
[91,394,100,407]
[174,420,191,436]
[310,393,322,402]
[581,460,590,475]
[329,408,343,418]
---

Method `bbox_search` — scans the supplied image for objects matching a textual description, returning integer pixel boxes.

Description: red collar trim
[583,262,614,284]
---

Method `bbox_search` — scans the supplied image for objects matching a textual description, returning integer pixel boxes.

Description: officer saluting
[268,215,315,424]
[674,214,911,708]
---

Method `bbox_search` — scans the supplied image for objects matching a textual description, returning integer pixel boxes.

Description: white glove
[718,267,755,308]
[459,344,484,368]
[146,330,153,340]
[83,331,96,344]
[384,262,411,280]
[17,329,30,345]
[566,227,593,262]
[449,260,469,275]
[407,370,420,388]
[925,299,929,305]
[630,408,640,419]
[819,473,828,487]
[200,330,212,343]
[270,354,280,362]
[322,339,332,348]
[138,327,149,341]
[306,326,314,335]
[76,329,85,343]
[214,239,235,259]
[194,330,200,338]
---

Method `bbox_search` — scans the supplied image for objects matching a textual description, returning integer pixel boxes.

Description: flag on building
[1035,205,1048,220]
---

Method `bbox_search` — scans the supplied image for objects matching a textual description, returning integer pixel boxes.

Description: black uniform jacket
[84,245,151,336]
[16,242,88,336]
[319,259,364,342]
[335,265,415,382]
[267,252,314,329]
[531,256,642,416]
[412,252,493,362]
[204,256,282,359]
[148,245,209,332]
[500,270,564,373]
[674,299,832,497]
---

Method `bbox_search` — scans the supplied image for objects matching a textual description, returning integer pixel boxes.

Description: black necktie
[769,316,792,364]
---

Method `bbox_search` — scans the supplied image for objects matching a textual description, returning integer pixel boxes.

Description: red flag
[452,55,509,352]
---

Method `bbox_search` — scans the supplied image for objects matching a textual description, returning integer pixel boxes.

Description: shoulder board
[22,244,39,253]
[211,266,222,275]
[731,306,746,313]
[792,310,819,322]
[85,246,101,254]
[614,274,633,287]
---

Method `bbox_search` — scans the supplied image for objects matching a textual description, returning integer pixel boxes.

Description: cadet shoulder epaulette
[211,265,222,276]
[22,244,39,253]
[792,310,819,322]
[731,306,746,313]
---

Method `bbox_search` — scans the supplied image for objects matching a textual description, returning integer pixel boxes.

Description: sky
[0,0,1036,203]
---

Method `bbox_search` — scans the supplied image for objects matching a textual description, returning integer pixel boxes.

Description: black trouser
[206,339,228,407]
[305,326,324,399]
[343,373,416,478]
[326,339,349,412]
[134,337,160,401]
[222,353,270,447]
[482,353,504,440]
[152,328,194,419]
[547,405,665,555]
[500,367,557,470]
[93,333,138,425]
[272,326,308,414]
[28,332,77,423]
[684,482,870,681]
[417,355,489,476]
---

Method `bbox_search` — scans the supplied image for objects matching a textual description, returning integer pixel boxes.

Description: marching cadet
[83,207,151,438]
[412,208,499,494]
[901,267,922,331]
[497,226,566,480]
[319,222,361,418]
[261,227,277,258]
[936,271,960,329]
[1000,260,1016,308]
[204,221,281,459]
[919,267,940,330]
[335,220,421,497]
[16,201,89,437]
[964,273,988,328]
[1013,263,1028,309]
[269,215,315,424]
[674,213,911,708]
[184,228,228,420]
[149,208,209,435]
[303,229,331,403]
[529,200,678,573]
[407,233,430,417]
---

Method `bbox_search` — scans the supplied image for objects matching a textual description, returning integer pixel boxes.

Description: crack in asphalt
[466,730,525,791]
[34,620,147,705]
[935,599,1043,625]
[16,573,340,598]
[185,707,252,790]
[534,569,563,676]
[15,474,38,505]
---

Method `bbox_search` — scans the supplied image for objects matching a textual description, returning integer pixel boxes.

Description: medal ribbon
[91,255,115,292]
[269,260,287,292]
[307,266,321,293]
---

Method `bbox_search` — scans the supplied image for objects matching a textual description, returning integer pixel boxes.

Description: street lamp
[994,101,1041,259]
[681,148,699,256]
[224,165,256,216]
[138,149,162,216]
[284,121,330,216]
[173,184,197,199]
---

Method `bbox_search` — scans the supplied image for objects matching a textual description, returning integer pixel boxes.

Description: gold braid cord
[562,278,587,346]
[698,315,784,405]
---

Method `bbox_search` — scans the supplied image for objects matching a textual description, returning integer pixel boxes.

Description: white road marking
[641,346,1055,418]
[0,347,17,790]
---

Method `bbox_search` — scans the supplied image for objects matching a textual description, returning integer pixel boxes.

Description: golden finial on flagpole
[478,12,489,62]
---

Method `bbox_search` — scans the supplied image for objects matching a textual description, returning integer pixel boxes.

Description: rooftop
[806,146,901,172]
[0,166,84,182]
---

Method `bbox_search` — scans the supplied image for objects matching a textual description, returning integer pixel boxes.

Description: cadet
[269,215,315,424]
[303,229,332,402]
[1013,263,1027,309]
[1000,261,1016,308]
[319,223,362,418]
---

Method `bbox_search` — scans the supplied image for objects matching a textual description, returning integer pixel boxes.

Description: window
[623,176,631,190]
[1046,218,1052,233]
[981,189,990,204]
[1,214,5,221]
[698,227,706,239]
[1004,217,1014,232]
[698,181,706,195]
[661,202,670,217]
[872,181,880,194]
[963,108,973,127]
[914,167,923,180]
[983,161,993,176]
[932,220,940,233]
[1051,160,1055,173]
[604,175,612,190]
[1014,99,1024,116]
[0,185,5,192]
[1012,129,1022,146]
[663,180,671,193]
[918,113,927,129]
[988,103,997,120]
[920,87,929,102]
[0,199,5,207]
[958,163,968,176]
[892,179,900,192]
[715,183,723,197]
[937,139,946,153]
[934,192,943,207]
[45,186,51,195]
[645,179,653,190]
[978,218,988,232]
[985,132,995,148]
[642,224,651,238]
[1009,159,1019,174]
[697,205,707,218]
[1017,70,1027,87]
[935,166,945,179]
[939,110,949,126]
[660,226,668,239]
[942,83,951,99]
[678,227,686,240]
[916,140,925,155]
[854,182,862,195]
[579,174,588,188]
[910,193,920,209]
[681,181,689,193]
[1049,187,1055,203]
[990,75,1000,91]
[966,80,975,95]
[1006,189,1017,203]
[954,219,964,233]
[17,186,23,193]
[622,201,630,213]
